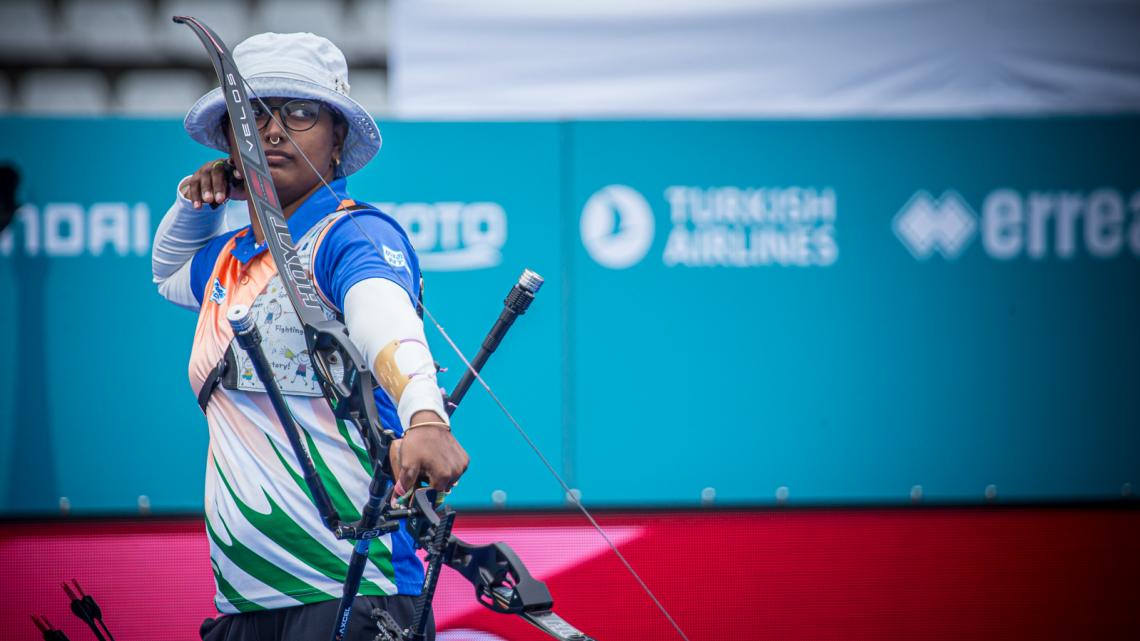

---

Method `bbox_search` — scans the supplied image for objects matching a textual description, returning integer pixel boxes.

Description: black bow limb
[404,491,595,641]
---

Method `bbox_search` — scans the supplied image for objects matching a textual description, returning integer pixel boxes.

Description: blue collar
[230,177,353,264]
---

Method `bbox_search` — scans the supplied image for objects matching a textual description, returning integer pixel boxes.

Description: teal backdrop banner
[567,118,1140,506]
[0,116,1136,514]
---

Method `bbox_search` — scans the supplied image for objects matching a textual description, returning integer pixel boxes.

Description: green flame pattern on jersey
[207,433,397,612]
[338,418,374,474]
[194,210,411,613]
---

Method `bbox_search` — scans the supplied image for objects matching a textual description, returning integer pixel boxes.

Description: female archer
[151,31,467,640]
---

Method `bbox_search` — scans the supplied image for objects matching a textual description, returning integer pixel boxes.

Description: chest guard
[197,207,356,411]
[223,271,336,397]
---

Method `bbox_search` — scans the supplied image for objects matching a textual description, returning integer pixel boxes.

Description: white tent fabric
[389,0,1140,118]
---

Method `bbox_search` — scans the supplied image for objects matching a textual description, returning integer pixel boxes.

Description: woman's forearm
[344,277,448,431]
[152,176,230,279]
[151,176,229,308]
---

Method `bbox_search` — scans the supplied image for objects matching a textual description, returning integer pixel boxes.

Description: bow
[174,16,688,641]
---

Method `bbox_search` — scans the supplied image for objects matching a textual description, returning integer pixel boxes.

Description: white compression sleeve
[151,176,228,309]
[343,277,448,431]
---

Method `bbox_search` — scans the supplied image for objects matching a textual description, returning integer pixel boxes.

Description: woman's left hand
[391,411,469,496]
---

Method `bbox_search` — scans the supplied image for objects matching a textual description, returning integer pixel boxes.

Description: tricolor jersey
[184,179,424,613]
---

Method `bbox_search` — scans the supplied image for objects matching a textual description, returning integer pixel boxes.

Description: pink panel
[2,509,1138,641]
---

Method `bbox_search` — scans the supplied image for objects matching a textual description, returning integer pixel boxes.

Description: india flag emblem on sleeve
[383,245,409,272]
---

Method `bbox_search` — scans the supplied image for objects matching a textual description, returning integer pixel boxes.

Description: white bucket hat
[184,32,381,177]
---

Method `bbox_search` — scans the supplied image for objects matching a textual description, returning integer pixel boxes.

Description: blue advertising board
[568,118,1140,505]
[0,119,566,513]
[0,116,1137,514]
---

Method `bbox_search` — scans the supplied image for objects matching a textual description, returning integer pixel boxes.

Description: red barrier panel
[2,508,1138,640]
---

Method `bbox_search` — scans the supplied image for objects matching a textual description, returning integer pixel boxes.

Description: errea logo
[892,190,977,260]
[894,188,1140,261]
[579,185,655,269]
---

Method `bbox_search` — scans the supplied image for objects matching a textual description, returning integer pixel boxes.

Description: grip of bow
[306,318,396,461]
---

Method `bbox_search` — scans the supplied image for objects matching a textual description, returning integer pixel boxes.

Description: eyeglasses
[250,99,325,133]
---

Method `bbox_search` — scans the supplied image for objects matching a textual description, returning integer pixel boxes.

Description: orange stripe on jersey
[187,230,277,399]
[187,233,243,397]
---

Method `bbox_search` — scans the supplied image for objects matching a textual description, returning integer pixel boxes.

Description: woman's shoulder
[188,227,249,303]
[310,202,421,306]
[323,203,413,250]
[195,226,247,266]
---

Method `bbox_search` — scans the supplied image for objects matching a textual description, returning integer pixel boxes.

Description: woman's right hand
[179,158,246,210]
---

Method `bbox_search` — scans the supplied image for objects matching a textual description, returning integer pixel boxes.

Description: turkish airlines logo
[580,185,655,269]
[892,190,977,260]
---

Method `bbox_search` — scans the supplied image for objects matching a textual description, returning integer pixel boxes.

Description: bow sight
[226,267,589,640]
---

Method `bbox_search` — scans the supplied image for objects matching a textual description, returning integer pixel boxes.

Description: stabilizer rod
[447,269,544,414]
